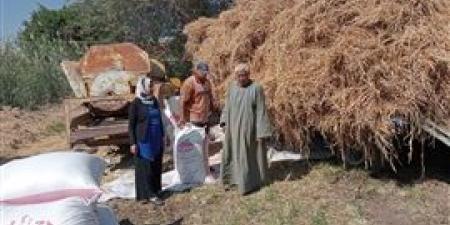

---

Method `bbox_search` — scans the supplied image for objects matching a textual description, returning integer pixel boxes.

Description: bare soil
[0,105,66,164]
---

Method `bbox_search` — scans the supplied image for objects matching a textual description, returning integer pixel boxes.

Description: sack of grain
[0,152,105,204]
[173,125,206,184]
[1,197,100,225]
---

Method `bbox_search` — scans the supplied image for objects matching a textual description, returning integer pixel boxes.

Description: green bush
[0,39,81,109]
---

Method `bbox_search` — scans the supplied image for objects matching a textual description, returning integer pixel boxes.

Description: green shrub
[0,39,81,109]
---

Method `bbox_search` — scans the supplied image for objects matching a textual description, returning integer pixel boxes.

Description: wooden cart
[64,95,133,149]
[60,43,176,150]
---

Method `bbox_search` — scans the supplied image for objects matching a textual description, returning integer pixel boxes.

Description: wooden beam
[70,113,92,128]
[73,137,130,147]
[65,95,134,103]
[64,99,72,149]
[70,123,128,143]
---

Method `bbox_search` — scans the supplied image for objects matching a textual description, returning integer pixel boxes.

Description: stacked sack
[0,152,119,225]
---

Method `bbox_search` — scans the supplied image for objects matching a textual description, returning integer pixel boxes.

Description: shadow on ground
[267,134,450,187]
[368,139,450,186]
[268,160,310,183]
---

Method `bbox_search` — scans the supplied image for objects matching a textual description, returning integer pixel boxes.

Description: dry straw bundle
[185,0,450,168]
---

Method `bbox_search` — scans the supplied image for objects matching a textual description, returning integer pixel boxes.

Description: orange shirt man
[179,62,218,182]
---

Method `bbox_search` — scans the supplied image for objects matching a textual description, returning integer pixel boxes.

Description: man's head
[193,61,209,82]
[234,63,251,86]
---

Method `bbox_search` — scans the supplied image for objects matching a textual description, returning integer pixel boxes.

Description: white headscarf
[135,76,154,104]
[234,63,250,75]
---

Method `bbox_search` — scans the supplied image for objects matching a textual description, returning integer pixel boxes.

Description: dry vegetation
[185,0,450,168]
[109,162,449,225]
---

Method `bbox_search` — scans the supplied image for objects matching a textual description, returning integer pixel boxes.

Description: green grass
[45,121,66,135]
[311,207,329,225]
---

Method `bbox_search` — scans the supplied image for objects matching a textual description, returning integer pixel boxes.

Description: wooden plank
[73,137,129,147]
[65,95,134,103]
[64,99,72,148]
[70,112,92,128]
[70,123,128,143]
[81,120,128,129]
[96,119,129,126]
[65,98,91,127]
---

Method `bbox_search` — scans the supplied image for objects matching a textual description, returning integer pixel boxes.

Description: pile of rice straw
[184,0,450,168]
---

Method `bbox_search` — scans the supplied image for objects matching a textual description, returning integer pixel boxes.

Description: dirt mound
[0,105,64,151]
[185,0,450,167]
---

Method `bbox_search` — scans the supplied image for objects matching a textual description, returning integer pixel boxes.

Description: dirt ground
[0,104,66,163]
[0,106,448,225]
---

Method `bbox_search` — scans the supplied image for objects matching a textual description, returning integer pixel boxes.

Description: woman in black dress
[129,76,165,206]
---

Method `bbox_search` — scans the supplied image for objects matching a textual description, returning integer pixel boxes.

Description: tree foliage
[1,0,232,108]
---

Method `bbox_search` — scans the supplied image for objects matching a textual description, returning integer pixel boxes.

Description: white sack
[174,125,206,185]
[0,152,105,204]
[0,197,99,225]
